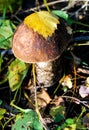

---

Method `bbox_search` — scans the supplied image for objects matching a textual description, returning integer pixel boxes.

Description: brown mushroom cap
[12,17,72,63]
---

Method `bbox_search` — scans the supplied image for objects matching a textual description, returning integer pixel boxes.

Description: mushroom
[12,11,72,88]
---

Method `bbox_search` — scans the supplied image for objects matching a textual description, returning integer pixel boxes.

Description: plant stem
[3,116,15,129]
[32,64,49,130]
[43,0,50,12]
[32,64,38,113]
[10,100,25,113]
[76,107,86,122]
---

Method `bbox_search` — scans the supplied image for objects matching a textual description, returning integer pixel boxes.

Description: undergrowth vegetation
[0,0,89,130]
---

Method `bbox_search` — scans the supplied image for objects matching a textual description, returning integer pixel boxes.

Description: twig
[77,68,89,75]
[23,0,69,13]
[74,41,89,46]
[75,1,89,18]
[61,95,89,108]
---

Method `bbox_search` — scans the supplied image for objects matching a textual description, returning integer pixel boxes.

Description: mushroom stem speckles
[35,57,62,87]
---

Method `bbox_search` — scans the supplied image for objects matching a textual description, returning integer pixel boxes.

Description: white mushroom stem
[35,57,62,88]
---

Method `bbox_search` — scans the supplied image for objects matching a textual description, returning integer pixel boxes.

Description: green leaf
[50,106,65,118]
[0,54,3,72]
[56,126,61,130]
[0,0,22,13]
[0,108,6,120]
[65,118,74,125]
[12,110,43,130]
[61,118,76,130]
[52,10,73,25]
[52,10,89,27]
[0,99,3,105]
[54,114,64,123]
[8,59,28,91]
[64,124,76,130]
[0,20,15,49]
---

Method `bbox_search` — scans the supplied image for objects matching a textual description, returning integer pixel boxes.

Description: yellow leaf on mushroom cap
[24,11,59,39]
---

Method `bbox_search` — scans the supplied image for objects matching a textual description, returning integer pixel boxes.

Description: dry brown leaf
[37,88,52,108]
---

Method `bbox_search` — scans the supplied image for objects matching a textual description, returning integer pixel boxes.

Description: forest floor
[0,0,89,130]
